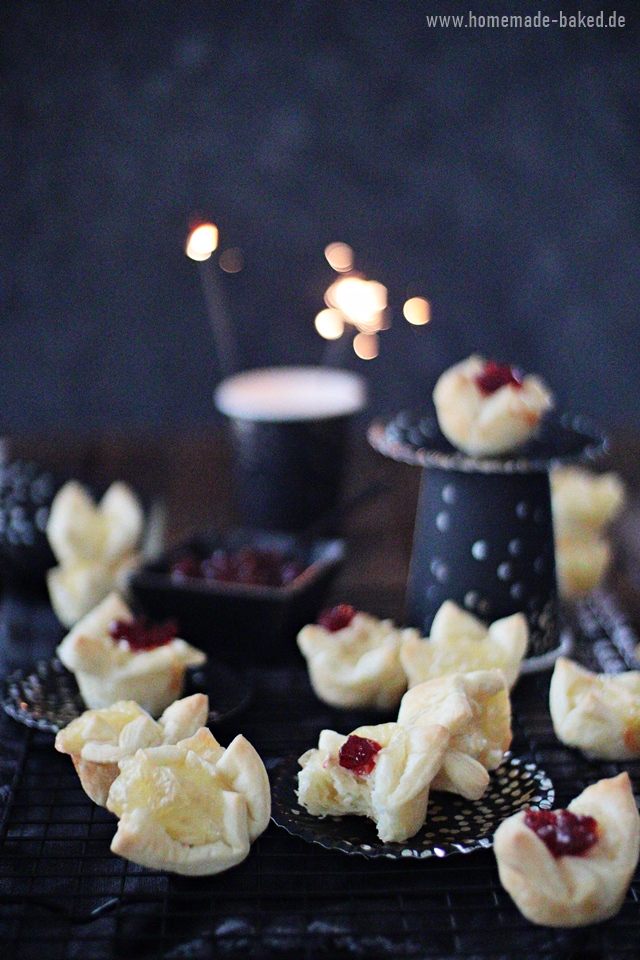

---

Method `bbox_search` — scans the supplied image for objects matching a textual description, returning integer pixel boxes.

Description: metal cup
[215,367,366,533]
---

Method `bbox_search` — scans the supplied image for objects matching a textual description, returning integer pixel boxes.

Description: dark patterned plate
[270,753,554,859]
[2,657,253,734]
[368,412,605,475]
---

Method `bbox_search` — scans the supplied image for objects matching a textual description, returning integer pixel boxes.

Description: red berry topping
[317,604,357,633]
[524,808,599,858]
[476,361,524,396]
[170,552,202,581]
[170,546,305,588]
[109,617,179,651]
[339,735,382,776]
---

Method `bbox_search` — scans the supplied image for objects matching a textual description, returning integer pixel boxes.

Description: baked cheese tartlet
[494,774,640,927]
[551,467,625,539]
[432,355,554,457]
[297,605,412,711]
[400,600,528,691]
[549,657,640,760]
[56,592,206,717]
[55,693,209,805]
[107,727,271,875]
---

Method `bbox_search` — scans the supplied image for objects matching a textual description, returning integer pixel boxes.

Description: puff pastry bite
[296,605,412,710]
[56,592,206,717]
[400,601,528,691]
[54,693,209,806]
[554,538,613,601]
[297,670,512,842]
[432,355,554,457]
[494,773,640,927]
[551,467,625,539]
[47,480,145,626]
[297,720,450,843]
[550,467,625,600]
[107,727,271,875]
[549,657,640,760]
[397,670,512,800]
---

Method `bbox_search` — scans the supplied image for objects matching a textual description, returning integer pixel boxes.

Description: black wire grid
[1,591,639,960]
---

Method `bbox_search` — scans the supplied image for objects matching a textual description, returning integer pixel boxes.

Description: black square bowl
[129,530,345,667]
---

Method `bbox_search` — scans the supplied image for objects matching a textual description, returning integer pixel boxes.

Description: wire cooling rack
[1,594,640,959]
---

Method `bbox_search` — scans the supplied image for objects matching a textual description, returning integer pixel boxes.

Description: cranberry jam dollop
[524,807,599,858]
[475,361,524,396]
[109,617,179,652]
[170,545,305,588]
[338,735,382,776]
[317,604,356,633]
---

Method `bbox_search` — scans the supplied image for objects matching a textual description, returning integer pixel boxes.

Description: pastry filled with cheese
[494,774,640,927]
[296,669,512,842]
[397,670,512,800]
[55,694,209,806]
[551,466,625,600]
[432,355,553,457]
[297,721,449,844]
[46,480,145,627]
[107,727,271,876]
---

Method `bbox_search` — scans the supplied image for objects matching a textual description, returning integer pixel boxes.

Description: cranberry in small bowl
[129,529,345,667]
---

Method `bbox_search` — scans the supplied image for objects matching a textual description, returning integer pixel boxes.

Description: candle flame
[186,223,219,261]
[353,331,379,360]
[403,297,431,325]
[324,242,354,273]
[315,308,345,340]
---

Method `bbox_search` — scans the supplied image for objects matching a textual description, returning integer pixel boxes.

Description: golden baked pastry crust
[56,592,206,717]
[296,669,512,841]
[400,601,528,690]
[549,657,640,760]
[297,721,450,843]
[46,481,144,627]
[432,355,553,457]
[297,612,411,710]
[494,773,640,927]
[55,693,209,805]
[397,670,512,799]
[107,727,271,875]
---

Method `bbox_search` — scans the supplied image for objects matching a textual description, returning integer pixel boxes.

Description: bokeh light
[353,331,379,359]
[219,247,244,273]
[324,242,354,273]
[314,308,345,340]
[325,276,387,332]
[403,296,431,325]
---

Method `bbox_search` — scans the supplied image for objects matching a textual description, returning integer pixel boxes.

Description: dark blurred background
[2,0,638,434]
